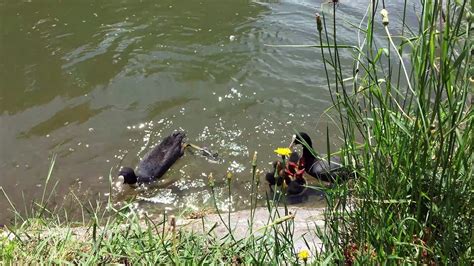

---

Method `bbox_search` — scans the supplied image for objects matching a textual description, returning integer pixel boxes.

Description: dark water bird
[265,152,307,195]
[290,132,350,183]
[265,151,299,186]
[119,131,186,185]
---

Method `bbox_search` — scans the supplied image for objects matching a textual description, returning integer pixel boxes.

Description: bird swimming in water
[119,131,187,185]
[289,132,350,183]
[265,132,351,196]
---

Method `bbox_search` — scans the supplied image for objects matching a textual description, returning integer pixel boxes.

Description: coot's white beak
[117,175,138,188]
[288,134,296,149]
[115,175,125,190]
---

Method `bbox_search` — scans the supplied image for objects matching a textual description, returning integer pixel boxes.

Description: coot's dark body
[305,156,344,182]
[291,132,350,183]
[120,131,186,185]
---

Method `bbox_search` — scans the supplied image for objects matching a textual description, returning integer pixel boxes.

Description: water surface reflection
[0,0,418,222]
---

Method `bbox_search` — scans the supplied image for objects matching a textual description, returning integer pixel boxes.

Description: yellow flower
[274,147,292,157]
[298,248,310,262]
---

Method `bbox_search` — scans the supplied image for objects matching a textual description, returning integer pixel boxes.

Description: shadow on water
[146,97,197,120]
[18,102,111,138]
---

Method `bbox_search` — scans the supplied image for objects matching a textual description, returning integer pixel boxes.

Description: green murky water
[0,0,416,222]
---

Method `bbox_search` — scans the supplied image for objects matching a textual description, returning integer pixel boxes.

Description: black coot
[290,132,350,183]
[265,152,307,195]
[265,151,299,186]
[119,131,186,185]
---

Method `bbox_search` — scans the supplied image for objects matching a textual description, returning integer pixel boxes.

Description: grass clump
[310,0,473,264]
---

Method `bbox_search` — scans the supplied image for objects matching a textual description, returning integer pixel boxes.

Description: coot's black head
[119,167,137,185]
[288,151,300,163]
[172,131,186,142]
[290,132,313,148]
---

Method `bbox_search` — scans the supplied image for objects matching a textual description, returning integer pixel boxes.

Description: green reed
[312,0,472,264]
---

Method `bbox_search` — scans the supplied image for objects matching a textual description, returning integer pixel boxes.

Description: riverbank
[0,204,326,264]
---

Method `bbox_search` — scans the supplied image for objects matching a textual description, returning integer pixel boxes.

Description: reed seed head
[169,215,176,227]
[252,151,258,167]
[381,9,389,25]
[316,13,322,33]
[208,172,215,188]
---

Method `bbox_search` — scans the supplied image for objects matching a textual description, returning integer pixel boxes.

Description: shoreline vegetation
[1,0,472,264]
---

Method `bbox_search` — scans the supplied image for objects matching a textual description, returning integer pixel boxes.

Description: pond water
[0,0,417,222]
